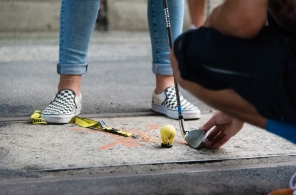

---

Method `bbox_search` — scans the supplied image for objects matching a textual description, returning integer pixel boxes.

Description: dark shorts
[174,26,296,122]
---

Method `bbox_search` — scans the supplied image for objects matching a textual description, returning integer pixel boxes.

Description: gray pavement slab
[1,114,295,171]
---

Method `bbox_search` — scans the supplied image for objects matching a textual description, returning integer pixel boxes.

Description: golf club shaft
[162,0,186,137]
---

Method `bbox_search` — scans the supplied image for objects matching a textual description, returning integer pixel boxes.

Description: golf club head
[185,129,205,149]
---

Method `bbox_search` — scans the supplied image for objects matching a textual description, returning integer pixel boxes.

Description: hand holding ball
[160,125,176,148]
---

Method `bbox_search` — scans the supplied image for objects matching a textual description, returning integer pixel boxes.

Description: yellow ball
[160,125,176,148]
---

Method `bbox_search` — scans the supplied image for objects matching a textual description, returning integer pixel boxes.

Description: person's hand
[200,111,244,149]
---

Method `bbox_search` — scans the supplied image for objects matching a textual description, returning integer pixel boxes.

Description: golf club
[162,0,205,149]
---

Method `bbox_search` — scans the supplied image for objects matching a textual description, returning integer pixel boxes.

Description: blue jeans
[57,0,184,76]
[148,0,184,75]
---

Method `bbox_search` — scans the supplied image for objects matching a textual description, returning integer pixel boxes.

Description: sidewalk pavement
[0,31,296,195]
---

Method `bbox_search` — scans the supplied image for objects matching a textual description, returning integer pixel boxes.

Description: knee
[176,75,187,89]
[170,49,183,84]
[179,77,215,102]
[170,49,209,98]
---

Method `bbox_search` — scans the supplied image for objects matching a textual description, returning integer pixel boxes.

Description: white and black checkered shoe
[41,89,82,123]
[152,86,200,119]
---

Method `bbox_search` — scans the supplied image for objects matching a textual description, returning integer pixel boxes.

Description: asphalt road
[0,31,211,118]
[1,162,296,195]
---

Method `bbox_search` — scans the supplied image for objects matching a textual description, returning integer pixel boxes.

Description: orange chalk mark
[98,124,161,150]
[121,123,161,144]
[68,123,164,150]
[98,134,141,150]
[144,124,161,132]
[177,139,188,145]
[135,129,159,143]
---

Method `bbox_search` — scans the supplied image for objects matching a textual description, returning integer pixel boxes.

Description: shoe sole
[152,104,200,119]
[41,106,81,124]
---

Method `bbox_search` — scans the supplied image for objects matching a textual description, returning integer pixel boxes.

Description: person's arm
[203,0,268,38]
[187,0,206,28]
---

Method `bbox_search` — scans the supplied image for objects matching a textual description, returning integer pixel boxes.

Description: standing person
[170,0,296,194]
[188,0,207,29]
[41,0,201,123]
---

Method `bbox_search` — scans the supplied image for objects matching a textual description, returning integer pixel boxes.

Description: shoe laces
[289,172,296,190]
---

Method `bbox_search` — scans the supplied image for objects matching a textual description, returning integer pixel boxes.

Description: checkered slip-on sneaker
[41,89,82,124]
[269,172,296,195]
[152,86,200,119]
